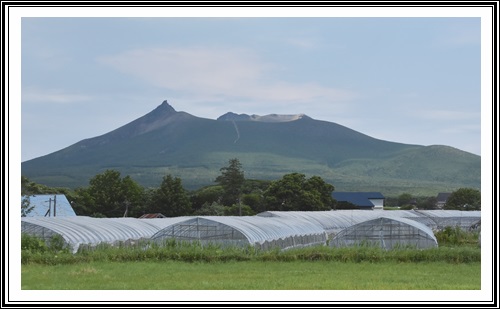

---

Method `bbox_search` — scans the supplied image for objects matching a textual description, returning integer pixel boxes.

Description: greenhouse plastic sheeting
[414,210,481,230]
[258,210,424,236]
[151,216,328,250]
[258,210,481,235]
[329,216,438,250]
[21,216,193,253]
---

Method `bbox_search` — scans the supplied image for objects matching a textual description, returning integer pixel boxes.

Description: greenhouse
[329,216,438,250]
[258,210,481,235]
[21,216,192,253]
[21,210,480,253]
[150,216,328,250]
[258,210,426,237]
[413,210,481,230]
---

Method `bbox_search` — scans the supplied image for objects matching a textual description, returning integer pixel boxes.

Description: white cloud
[98,46,356,105]
[22,88,93,104]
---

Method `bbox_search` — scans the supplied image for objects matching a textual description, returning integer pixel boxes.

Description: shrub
[435,226,479,246]
[21,233,48,253]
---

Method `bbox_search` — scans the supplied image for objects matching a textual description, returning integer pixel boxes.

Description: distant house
[21,194,77,217]
[436,193,452,209]
[139,213,166,219]
[332,192,385,210]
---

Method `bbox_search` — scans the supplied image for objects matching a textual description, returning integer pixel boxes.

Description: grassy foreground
[21,231,481,290]
[22,260,480,290]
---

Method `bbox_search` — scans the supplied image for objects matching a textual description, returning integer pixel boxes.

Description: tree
[215,158,245,206]
[444,188,481,211]
[224,204,254,216]
[190,185,225,213]
[21,196,34,217]
[397,193,413,207]
[21,176,34,217]
[150,175,192,217]
[417,196,438,210]
[193,202,226,216]
[263,173,335,211]
[82,170,145,217]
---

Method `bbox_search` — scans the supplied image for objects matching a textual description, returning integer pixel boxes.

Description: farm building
[329,216,438,249]
[332,192,385,210]
[150,216,328,251]
[21,216,192,253]
[435,193,452,209]
[21,194,76,217]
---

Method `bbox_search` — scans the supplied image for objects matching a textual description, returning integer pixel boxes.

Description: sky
[17,8,487,162]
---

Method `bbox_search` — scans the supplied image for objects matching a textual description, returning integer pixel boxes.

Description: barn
[332,192,385,210]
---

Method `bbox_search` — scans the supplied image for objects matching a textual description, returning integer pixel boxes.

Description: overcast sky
[18,8,487,162]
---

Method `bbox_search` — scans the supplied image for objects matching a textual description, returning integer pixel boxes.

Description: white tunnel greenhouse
[329,216,438,249]
[258,210,427,237]
[22,210,480,253]
[21,216,192,253]
[150,216,328,250]
[258,210,481,237]
[413,210,481,230]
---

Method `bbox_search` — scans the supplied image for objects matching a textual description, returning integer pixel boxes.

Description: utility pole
[45,198,52,217]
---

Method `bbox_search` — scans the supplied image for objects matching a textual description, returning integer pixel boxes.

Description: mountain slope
[21,100,481,194]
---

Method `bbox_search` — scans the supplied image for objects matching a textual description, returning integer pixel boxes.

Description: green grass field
[22,260,480,290]
[21,232,481,291]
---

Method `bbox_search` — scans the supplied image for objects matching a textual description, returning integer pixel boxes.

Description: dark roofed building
[332,192,385,210]
[436,193,452,209]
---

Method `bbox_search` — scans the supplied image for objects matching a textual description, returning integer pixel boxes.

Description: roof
[332,192,385,208]
[21,216,191,253]
[329,216,438,249]
[139,213,166,218]
[21,194,76,217]
[151,216,327,249]
[436,193,452,202]
[258,210,423,234]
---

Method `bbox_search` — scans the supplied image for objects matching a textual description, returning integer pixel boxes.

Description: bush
[27,234,69,252]
[21,233,48,253]
[21,237,481,265]
[435,226,479,247]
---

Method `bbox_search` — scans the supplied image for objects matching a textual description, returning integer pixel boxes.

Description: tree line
[21,158,337,218]
[21,158,480,218]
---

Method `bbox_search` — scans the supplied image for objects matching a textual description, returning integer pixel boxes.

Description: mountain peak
[156,100,176,113]
[218,112,309,123]
[217,112,251,121]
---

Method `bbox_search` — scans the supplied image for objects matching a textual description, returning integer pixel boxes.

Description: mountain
[217,112,307,122]
[21,100,481,195]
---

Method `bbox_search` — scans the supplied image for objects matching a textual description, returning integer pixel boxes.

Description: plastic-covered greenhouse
[329,216,438,249]
[150,216,328,250]
[258,210,427,237]
[413,210,481,230]
[258,210,481,236]
[21,216,192,253]
[22,210,480,253]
